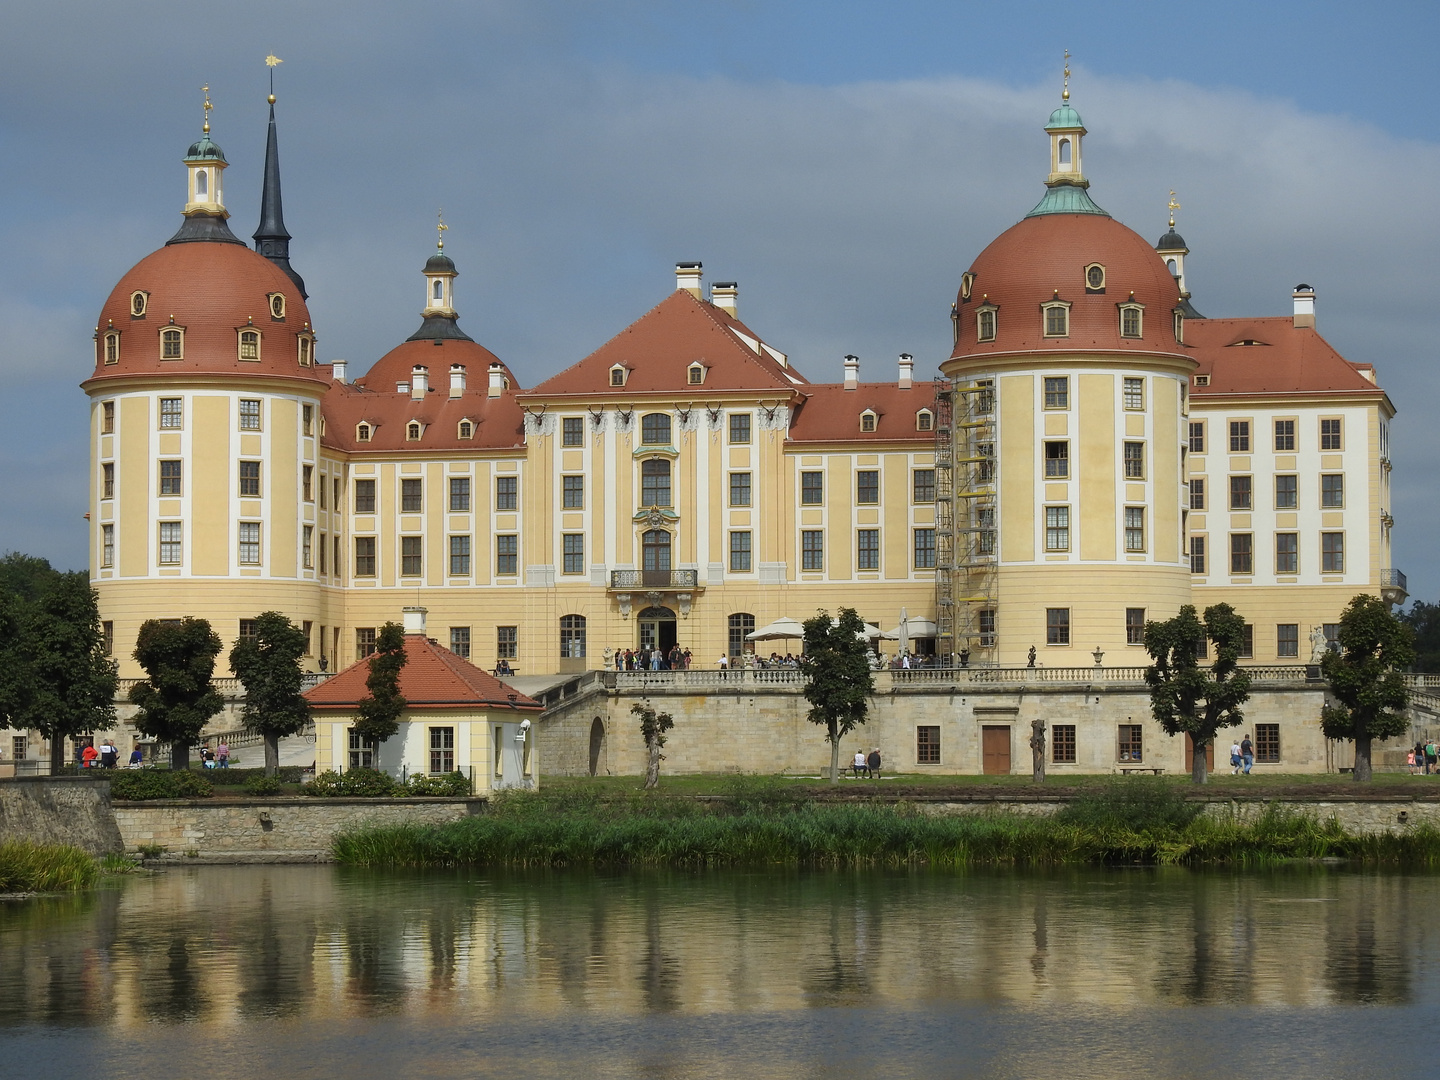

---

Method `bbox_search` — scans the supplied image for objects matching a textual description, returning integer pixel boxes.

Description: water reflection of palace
[1,866,1433,1030]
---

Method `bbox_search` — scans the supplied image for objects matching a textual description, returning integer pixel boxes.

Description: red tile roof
[788,383,937,443]
[1186,317,1383,397]
[305,634,542,711]
[321,378,527,453]
[356,337,519,396]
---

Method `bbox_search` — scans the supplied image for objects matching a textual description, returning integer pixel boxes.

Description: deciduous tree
[1399,600,1440,673]
[632,701,674,790]
[1321,593,1414,782]
[353,622,408,752]
[129,617,224,771]
[229,611,311,776]
[1143,603,1252,784]
[801,607,875,784]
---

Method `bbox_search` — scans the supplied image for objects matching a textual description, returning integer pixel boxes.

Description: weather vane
[201,84,212,133]
[437,208,448,250]
[1062,49,1070,101]
[1168,190,1181,229]
[266,54,282,104]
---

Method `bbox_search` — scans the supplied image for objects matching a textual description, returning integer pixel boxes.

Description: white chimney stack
[488,361,506,398]
[711,281,738,317]
[450,364,466,398]
[898,353,913,390]
[402,606,428,635]
[411,366,428,400]
[843,354,859,391]
[676,261,703,297]
[331,359,348,384]
[1293,284,1316,329]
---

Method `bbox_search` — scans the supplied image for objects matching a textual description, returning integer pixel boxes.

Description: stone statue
[1027,645,1037,668]
[1310,625,1328,664]
[1029,718,1046,783]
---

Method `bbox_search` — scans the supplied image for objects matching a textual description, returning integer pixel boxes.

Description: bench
[1118,767,1165,776]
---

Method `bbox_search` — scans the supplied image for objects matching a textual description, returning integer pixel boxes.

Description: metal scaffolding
[934,375,997,662]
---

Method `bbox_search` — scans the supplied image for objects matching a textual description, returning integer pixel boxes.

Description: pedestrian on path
[1230,740,1243,775]
[1241,734,1254,775]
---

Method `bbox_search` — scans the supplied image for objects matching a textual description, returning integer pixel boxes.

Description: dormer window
[687,364,705,385]
[916,409,933,431]
[458,420,474,440]
[1084,264,1106,292]
[161,327,184,360]
[1194,374,1210,387]
[960,272,976,301]
[860,410,878,433]
[297,336,313,366]
[269,293,286,320]
[1174,311,1185,343]
[103,332,120,365]
[1042,301,1070,338]
[406,422,423,441]
[130,291,148,318]
[238,329,260,361]
[1119,303,1143,339]
[356,423,372,443]
[609,365,628,387]
[976,305,997,342]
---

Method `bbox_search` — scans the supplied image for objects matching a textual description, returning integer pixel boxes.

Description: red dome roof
[357,336,517,393]
[90,240,327,385]
[951,213,1184,360]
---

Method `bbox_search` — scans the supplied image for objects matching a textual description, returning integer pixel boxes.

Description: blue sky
[1,0,1437,600]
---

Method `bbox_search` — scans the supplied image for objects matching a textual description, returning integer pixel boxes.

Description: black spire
[253,101,307,298]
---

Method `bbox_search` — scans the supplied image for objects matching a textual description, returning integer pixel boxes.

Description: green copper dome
[1025,184,1109,218]
[184,133,227,164]
[1045,103,1084,131]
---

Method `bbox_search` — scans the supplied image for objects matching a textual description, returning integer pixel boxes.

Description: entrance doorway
[982,726,1011,775]
[638,606,678,656]
[1184,734,1216,773]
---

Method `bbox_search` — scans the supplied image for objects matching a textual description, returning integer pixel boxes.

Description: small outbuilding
[305,607,542,791]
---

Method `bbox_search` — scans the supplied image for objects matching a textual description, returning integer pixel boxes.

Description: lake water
[1,865,1438,1079]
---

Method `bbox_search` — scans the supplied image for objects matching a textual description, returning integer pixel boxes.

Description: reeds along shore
[0,841,100,893]
[332,785,1440,870]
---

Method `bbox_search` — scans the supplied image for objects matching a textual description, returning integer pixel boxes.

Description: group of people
[198,742,231,768]
[851,748,883,778]
[1229,735,1256,775]
[78,740,144,768]
[615,645,694,671]
[1410,741,1439,774]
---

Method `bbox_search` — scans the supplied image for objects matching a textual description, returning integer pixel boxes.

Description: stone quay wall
[0,777,125,855]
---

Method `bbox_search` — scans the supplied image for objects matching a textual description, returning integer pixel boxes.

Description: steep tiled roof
[1186,317,1382,397]
[788,383,937,444]
[305,634,542,711]
[523,290,808,399]
[356,336,518,395]
[321,377,526,453]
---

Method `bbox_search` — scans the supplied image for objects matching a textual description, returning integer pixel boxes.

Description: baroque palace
[80,77,1405,772]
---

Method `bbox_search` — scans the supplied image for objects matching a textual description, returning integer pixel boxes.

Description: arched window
[1119,304,1143,339]
[239,330,260,360]
[103,332,120,364]
[458,420,473,439]
[977,308,996,342]
[298,337,312,366]
[640,412,672,445]
[407,422,422,440]
[195,170,208,197]
[559,614,587,658]
[1167,258,1178,276]
[640,459,671,506]
[610,365,626,386]
[642,530,672,571]
[433,279,443,301]
[916,410,933,431]
[356,423,372,442]
[161,328,184,359]
[1042,302,1070,338]
[1058,138,1071,165]
[860,411,877,433]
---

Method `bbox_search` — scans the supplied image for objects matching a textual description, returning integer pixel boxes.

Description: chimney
[331,359,348,384]
[676,261,703,297]
[711,281,738,317]
[411,366,428,400]
[1292,284,1316,329]
[898,353,914,390]
[401,606,427,635]
[449,364,466,398]
[488,361,506,398]
[843,354,859,391]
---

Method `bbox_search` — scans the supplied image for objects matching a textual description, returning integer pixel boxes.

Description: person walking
[99,740,118,769]
[216,741,230,769]
[1241,734,1255,775]
[867,747,882,779]
[1427,740,1438,775]
[81,742,99,769]
[1230,740,1243,776]
[128,745,144,767]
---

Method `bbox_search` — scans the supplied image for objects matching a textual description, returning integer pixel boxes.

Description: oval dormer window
[195,170,208,197]
[130,291,148,317]
[270,293,286,319]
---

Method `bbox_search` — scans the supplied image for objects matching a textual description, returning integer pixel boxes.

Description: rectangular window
[401,478,423,513]
[1240,624,1254,659]
[1276,533,1298,574]
[496,476,518,510]
[856,470,879,504]
[1046,608,1070,646]
[1229,420,1250,452]
[496,534,518,575]
[159,398,183,429]
[801,530,824,571]
[429,728,455,774]
[978,506,996,555]
[354,537,376,577]
[302,465,313,502]
[1044,441,1069,478]
[238,399,261,431]
[729,530,752,572]
[449,627,470,659]
[729,414,751,444]
[1045,506,1070,552]
[1126,608,1146,645]
[449,535,471,576]
[1255,724,1281,763]
[1044,305,1068,336]
[354,478,376,513]
[1118,725,1143,762]
[801,472,824,504]
[302,525,313,568]
[1321,474,1344,508]
[1188,421,1205,454]
[1043,376,1069,409]
[319,475,327,509]
[450,476,471,511]
[562,474,585,509]
[1274,419,1295,451]
[1121,307,1142,339]
[977,443,995,483]
[1190,535,1206,574]
[913,528,936,569]
[561,416,584,446]
[334,478,342,510]
[333,537,341,576]
[400,536,423,575]
[102,401,115,434]
[1189,478,1205,510]
[319,532,327,574]
[1229,475,1252,510]
[1277,624,1299,658]
[301,621,312,656]
[857,529,880,570]
[916,726,941,764]
[1322,532,1345,573]
[238,619,258,644]
[238,522,261,565]
[238,460,261,497]
[158,521,182,564]
[497,626,518,660]
[101,524,114,568]
[102,462,114,499]
[729,472,751,507]
[1320,418,1343,450]
[12,735,27,760]
[302,404,313,435]
[1275,475,1298,509]
[159,459,182,496]
[1123,442,1145,479]
[1052,724,1077,764]
[562,533,584,574]
[348,730,375,769]
[728,613,755,659]
[1230,534,1253,575]
[912,469,936,502]
[1123,377,1144,410]
[559,615,586,659]
[1124,507,1145,552]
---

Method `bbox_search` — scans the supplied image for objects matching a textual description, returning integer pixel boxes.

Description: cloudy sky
[2,0,1437,601]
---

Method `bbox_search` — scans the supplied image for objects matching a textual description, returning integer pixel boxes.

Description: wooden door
[982,726,1011,775]
[1183,734,1215,773]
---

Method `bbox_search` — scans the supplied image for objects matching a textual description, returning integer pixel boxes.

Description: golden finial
[1168,190,1181,229]
[437,208,449,250]
[201,84,212,133]
[1062,50,1070,102]
[266,54,282,104]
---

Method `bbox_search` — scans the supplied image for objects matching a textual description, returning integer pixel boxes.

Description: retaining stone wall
[0,777,125,855]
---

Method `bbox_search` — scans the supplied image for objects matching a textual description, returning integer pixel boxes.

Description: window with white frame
[1045,506,1069,551]
[237,522,261,565]
[1124,507,1145,552]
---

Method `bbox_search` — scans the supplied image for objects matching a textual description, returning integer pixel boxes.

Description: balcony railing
[609,569,698,590]
[1382,568,1407,591]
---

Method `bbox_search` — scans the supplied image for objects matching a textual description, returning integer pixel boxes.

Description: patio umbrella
[746,617,806,641]
[896,608,910,656]
[883,616,938,640]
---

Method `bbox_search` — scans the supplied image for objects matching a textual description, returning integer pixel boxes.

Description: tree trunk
[829,727,841,785]
[50,732,64,776]
[1192,739,1209,785]
[264,734,280,776]
[644,739,660,789]
[1353,734,1373,782]
[172,742,190,773]
[1030,719,1046,783]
